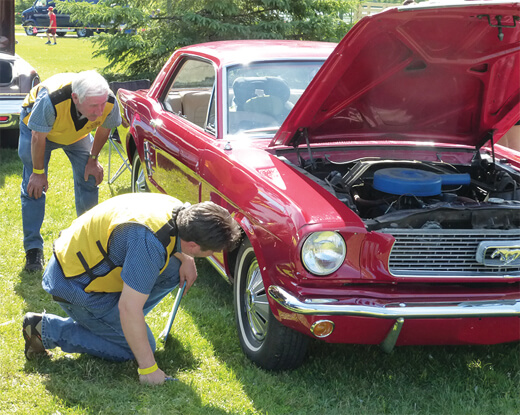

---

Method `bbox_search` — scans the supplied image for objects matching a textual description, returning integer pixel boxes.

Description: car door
[32,0,51,28]
[53,1,70,28]
[148,57,217,206]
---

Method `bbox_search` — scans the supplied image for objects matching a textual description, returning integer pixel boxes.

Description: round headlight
[301,231,346,276]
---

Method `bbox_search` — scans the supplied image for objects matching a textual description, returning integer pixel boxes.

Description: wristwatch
[89,154,98,160]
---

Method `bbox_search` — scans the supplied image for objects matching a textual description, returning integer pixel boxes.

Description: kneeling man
[22,193,241,385]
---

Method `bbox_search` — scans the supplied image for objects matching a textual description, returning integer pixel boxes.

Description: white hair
[71,70,110,103]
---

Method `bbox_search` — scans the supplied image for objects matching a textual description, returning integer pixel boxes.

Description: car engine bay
[283,150,520,232]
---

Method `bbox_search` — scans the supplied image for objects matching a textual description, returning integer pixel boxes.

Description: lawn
[0,29,519,415]
[12,29,110,80]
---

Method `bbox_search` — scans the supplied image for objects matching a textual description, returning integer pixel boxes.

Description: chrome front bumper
[268,285,520,319]
[269,285,520,352]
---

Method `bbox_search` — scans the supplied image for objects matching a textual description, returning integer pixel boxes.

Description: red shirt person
[45,7,57,45]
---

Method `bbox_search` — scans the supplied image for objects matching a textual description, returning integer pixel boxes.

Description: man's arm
[28,131,49,199]
[119,283,169,385]
[173,252,198,294]
[84,126,111,185]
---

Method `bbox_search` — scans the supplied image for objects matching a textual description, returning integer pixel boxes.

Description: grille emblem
[491,248,520,266]
[476,241,520,267]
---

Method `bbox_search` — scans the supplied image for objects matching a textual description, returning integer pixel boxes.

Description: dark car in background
[1,0,40,148]
[21,0,100,38]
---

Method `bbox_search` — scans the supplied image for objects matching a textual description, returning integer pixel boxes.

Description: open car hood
[272,1,520,148]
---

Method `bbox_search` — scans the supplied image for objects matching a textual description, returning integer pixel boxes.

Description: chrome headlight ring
[301,231,346,276]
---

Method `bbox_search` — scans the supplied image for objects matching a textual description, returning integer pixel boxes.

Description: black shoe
[24,248,44,272]
[22,313,47,359]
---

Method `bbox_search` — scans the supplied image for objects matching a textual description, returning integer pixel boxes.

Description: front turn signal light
[310,320,335,338]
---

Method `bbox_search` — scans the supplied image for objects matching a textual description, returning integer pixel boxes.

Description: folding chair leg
[108,137,132,185]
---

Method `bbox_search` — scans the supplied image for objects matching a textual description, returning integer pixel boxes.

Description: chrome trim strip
[206,256,231,283]
[268,285,520,319]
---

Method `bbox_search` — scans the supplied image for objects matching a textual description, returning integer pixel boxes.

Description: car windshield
[226,61,324,137]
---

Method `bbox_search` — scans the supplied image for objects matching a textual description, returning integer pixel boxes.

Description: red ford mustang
[116,0,520,370]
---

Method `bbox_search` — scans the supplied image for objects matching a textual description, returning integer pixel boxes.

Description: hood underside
[273,1,520,148]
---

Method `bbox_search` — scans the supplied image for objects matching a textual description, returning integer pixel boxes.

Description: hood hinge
[475,129,497,168]
[295,128,316,171]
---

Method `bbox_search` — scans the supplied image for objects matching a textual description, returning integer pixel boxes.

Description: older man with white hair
[18,70,121,272]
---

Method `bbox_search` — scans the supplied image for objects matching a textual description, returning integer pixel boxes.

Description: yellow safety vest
[22,73,115,145]
[54,193,182,293]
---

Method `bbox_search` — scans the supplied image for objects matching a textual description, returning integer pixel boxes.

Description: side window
[162,59,215,132]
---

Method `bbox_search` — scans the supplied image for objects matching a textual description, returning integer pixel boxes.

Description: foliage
[56,0,362,80]
[14,0,34,24]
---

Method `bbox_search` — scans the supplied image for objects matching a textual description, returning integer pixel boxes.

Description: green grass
[1,29,519,415]
[14,28,109,80]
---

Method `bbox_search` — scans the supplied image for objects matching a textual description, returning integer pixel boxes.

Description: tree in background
[15,0,34,24]
[57,0,362,80]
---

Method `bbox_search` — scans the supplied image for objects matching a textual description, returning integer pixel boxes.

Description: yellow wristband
[33,168,45,175]
[137,363,158,375]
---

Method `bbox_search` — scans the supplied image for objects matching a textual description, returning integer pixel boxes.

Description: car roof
[176,40,337,66]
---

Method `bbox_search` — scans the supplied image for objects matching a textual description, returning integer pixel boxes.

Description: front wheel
[24,24,36,36]
[234,240,309,370]
[76,28,93,38]
[131,151,149,193]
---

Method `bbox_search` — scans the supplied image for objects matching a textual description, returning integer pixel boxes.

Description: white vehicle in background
[0,0,40,148]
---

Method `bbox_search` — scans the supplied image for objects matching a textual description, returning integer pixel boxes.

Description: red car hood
[272,1,520,148]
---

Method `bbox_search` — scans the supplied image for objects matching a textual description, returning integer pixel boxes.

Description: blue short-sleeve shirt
[42,223,181,309]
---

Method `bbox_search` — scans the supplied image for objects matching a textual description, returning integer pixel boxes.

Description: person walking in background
[22,193,241,385]
[18,70,121,272]
[45,6,57,45]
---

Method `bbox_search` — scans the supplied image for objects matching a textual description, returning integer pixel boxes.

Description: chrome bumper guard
[268,285,520,353]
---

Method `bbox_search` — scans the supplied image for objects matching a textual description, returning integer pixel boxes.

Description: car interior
[163,90,212,129]
[228,76,293,134]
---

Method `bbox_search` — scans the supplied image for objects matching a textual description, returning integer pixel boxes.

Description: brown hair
[175,202,241,252]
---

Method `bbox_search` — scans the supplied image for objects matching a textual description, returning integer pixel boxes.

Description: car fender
[200,144,366,290]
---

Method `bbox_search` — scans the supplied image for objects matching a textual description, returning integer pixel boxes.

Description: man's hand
[176,253,198,294]
[27,173,49,199]
[119,284,172,385]
[139,367,170,386]
[84,157,104,185]
[84,126,111,185]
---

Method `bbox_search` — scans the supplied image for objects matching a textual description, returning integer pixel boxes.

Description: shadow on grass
[22,341,232,415]
[181,260,520,415]
[0,147,22,188]
[107,180,131,197]
[16,269,63,315]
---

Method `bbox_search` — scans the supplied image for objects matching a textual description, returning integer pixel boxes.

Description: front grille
[384,228,520,277]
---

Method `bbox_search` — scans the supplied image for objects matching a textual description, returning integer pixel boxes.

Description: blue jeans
[40,270,180,361]
[18,109,98,252]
